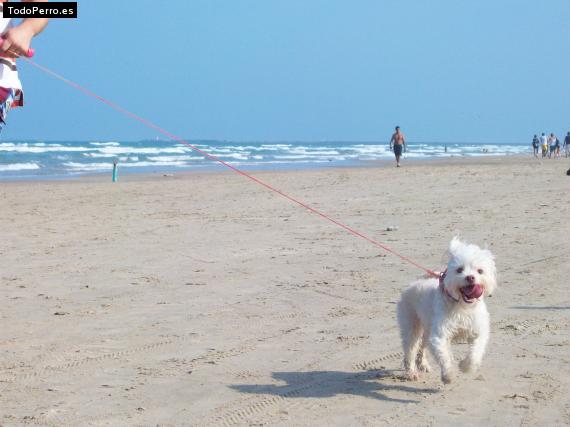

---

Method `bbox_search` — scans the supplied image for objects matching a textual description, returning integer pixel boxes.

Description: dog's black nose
[466,275,475,284]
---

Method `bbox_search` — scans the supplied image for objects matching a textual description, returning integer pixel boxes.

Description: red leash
[22,57,439,278]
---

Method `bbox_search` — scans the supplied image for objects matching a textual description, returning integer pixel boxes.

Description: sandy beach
[1,155,569,426]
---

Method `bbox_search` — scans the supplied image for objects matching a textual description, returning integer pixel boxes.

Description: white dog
[397,237,497,384]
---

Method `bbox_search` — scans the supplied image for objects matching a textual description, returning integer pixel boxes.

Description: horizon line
[1,138,530,145]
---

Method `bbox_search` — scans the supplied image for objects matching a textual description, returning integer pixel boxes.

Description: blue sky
[4,0,569,142]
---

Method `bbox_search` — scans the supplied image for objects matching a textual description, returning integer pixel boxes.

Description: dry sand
[1,156,569,426]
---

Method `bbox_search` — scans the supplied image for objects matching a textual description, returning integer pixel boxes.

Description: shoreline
[1,153,558,184]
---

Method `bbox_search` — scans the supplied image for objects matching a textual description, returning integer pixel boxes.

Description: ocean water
[0,140,531,179]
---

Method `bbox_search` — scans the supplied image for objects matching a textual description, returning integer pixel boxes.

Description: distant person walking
[564,132,570,158]
[532,135,539,157]
[389,126,406,167]
[548,133,557,158]
[540,133,548,158]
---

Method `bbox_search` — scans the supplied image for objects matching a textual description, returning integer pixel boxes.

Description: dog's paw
[459,358,479,373]
[404,370,420,381]
[417,360,431,373]
[441,370,455,384]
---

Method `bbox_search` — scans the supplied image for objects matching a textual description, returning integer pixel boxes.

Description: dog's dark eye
[477,269,484,274]
[456,267,464,274]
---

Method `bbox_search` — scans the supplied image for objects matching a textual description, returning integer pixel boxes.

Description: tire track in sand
[1,325,307,426]
[196,350,406,427]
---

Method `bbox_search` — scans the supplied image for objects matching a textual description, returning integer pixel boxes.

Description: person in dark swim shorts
[389,126,406,167]
[394,143,403,157]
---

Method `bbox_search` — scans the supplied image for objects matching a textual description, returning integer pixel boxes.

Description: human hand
[0,24,34,58]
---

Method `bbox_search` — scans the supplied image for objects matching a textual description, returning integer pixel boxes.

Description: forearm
[18,18,49,37]
[21,0,49,36]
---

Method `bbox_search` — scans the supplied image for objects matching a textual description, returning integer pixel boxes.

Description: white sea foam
[217,153,249,160]
[348,145,389,154]
[97,146,189,155]
[84,153,117,158]
[288,148,340,155]
[231,145,261,151]
[120,161,189,168]
[147,155,202,162]
[205,148,233,153]
[0,143,94,153]
[274,155,320,160]
[64,160,191,171]
[260,144,292,150]
[64,162,114,171]
[90,141,120,146]
[0,162,40,171]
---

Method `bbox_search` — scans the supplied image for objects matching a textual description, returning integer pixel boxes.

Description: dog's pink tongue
[464,284,484,299]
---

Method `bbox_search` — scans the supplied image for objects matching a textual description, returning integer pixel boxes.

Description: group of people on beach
[532,132,570,158]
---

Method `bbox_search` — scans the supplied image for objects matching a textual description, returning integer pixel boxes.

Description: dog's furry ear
[448,236,463,255]
[481,248,495,262]
[485,269,498,297]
